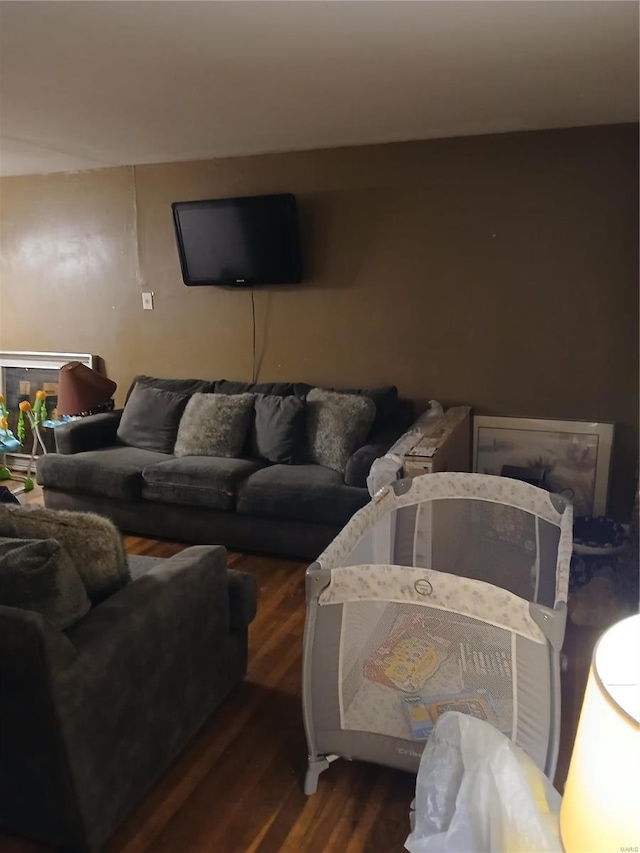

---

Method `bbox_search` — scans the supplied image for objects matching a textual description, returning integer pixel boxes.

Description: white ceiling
[0,1,638,177]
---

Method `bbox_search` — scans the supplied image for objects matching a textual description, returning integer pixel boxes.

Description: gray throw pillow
[0,537,91,629]
[174,393,255,458]
[306,388,375,474]
[0,505,130,604]
[117,382,189,454]
[252,395,306,464]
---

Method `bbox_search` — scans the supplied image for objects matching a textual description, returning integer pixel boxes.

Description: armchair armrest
[0,605,81,850]
[65,545,231,659]
[54,410,123,454]
[227,569,258,629]
[345,426,407,488]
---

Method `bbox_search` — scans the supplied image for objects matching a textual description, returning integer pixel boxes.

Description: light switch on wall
[141,292,154,310]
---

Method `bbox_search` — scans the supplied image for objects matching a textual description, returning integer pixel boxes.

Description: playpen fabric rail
[318,564,547,643]
[315,472,573,607]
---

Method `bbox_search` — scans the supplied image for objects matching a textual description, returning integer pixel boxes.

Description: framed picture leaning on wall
[473,416,614,517]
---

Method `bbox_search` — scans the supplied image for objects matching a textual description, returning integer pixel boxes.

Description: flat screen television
[171,193,302,286]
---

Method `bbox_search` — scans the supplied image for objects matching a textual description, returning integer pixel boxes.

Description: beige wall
[1,124,638,515]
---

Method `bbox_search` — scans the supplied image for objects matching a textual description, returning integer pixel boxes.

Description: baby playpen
[302,472,573,794]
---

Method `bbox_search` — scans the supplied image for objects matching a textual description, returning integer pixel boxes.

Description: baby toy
[0,390,50,492]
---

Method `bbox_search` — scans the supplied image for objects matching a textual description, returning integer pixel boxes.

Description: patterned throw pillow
[306,388,375,474]
[0,537,91,629]
[0,505,129,605]
[174,393,255,458]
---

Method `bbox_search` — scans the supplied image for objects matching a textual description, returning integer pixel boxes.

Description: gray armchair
[0,545,257,851]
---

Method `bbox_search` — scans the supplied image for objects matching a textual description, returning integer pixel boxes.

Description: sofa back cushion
[117,383,189,454]
[125,374,215,402]
[305,388,375,474]
[215,379,399,425]
[174,393,255,459]
[214,379,296,397]
[251,395,306,464]
[0,536,91,629]
[0,506,130,605]
[337,385,399,427]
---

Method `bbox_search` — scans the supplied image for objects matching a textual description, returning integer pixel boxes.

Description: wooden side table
[403,406,472,477]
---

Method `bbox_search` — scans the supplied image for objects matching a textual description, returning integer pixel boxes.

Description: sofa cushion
[117,383,189,454]
[142,456,266,511]
[0,536,91,629]
[37,446,172,502]
[292,382,314,399]
[0,506,130,604]
[214,379,295,397]
[339,385,400,427]
[125,374,215,402]
[175,393,255,458]
[126,553,166,580]
[344,425,407,489]
[252,395,306,464]
[236,464,369,526]
[306,388,375,474]
[215,380,399,426]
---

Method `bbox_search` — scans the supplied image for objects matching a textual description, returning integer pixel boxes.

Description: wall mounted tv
[171,193,302,286]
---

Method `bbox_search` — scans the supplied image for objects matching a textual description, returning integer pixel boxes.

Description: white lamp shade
[560,614,640,852]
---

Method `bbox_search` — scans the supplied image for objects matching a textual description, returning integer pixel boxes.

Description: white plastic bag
[366,452,404,496]
[405,712,562,853]
[367,401,445,496]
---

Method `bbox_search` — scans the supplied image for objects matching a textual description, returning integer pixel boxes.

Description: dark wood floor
[1,483,604,851]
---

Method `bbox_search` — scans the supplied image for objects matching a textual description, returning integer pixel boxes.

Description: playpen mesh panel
[405,499,560,607]
[317,474,572,607]
[338,601,515,743]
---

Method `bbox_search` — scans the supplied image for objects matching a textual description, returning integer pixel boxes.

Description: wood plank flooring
[103,541,419,853]
[0,482,606,851]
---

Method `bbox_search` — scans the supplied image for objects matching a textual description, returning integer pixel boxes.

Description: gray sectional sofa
[38,376,415,558]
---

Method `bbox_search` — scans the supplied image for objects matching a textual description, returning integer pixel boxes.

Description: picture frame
[473,416,614,517]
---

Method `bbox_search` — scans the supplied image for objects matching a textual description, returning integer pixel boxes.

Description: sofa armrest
[345,426,407,488]
[54,410,123,454]
[227,569,258,630]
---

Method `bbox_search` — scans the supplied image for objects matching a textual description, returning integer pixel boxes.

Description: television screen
[171,193,302,286]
